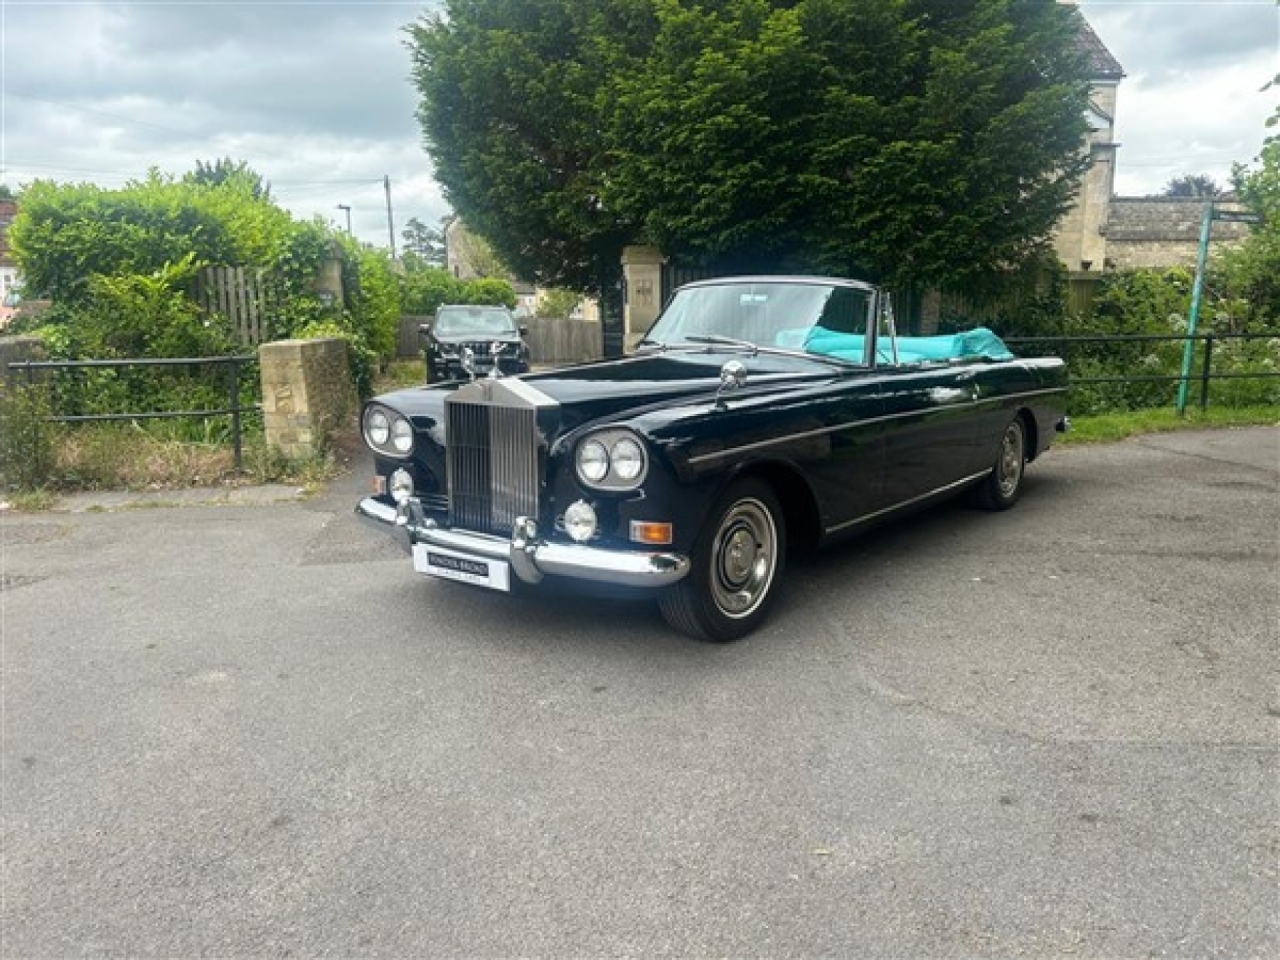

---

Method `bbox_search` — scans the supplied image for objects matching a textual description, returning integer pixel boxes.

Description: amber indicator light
[630,521,673,545]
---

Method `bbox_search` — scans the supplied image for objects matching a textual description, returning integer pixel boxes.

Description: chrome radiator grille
[445,395,541,535]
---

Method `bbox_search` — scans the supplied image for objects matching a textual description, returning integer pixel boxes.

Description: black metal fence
[6,355,259,471]
[1004,332,1280,412]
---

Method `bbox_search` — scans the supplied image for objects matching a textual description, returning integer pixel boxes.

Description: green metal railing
[1005,332,1280,412]
[6,355,259,471]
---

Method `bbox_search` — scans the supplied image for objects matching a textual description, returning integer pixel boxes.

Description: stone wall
[259,338,356,460]
[1104,198,1252,271]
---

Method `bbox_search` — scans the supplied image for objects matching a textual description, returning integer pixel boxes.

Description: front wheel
[972,416,1027,511]
[659,478,786,642]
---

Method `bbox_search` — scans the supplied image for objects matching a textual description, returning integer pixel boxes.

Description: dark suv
[421,304,531,382]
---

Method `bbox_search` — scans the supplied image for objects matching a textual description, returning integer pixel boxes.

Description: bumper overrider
[356,496,691,589]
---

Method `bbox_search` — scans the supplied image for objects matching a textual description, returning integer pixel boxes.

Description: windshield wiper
[684,334,759,356]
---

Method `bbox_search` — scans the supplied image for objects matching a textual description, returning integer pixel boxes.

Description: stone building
[1052,7,1124,276]
[1104,197,1253,271]
[1053,2,1252,276]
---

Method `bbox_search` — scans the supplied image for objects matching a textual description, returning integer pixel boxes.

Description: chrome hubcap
[711,499,777,618]
[998,423,1025,498]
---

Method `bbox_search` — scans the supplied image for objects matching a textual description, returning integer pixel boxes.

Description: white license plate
[413,543,511,592]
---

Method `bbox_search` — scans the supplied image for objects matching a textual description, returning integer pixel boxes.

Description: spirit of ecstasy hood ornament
[488,341,506,379]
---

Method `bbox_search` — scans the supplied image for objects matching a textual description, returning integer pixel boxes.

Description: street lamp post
[336,204,352,235]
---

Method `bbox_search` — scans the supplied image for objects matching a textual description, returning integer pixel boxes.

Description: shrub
[0,385,56,491]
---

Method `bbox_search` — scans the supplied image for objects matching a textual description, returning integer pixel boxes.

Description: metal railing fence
[1004,332,1280,412]
[6,355,259,471]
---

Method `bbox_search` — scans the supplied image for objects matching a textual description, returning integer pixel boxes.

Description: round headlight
[611,437,645,481]
[366,408,390,446]
[563,500,598,543]
[576,439,609,483]
[391,417,414,454]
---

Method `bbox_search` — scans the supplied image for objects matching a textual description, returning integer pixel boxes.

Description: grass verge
[376,360,427,393]
[1061,406,1280,444]
[4,420,338,504]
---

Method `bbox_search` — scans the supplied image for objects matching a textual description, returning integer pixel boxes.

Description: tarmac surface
[2,426,1277,957]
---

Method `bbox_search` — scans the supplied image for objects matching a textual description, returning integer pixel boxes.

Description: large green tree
[1162,174,1223,198]
[183,158,272,200]
[408,0,1091,294]
[401,216,448,267]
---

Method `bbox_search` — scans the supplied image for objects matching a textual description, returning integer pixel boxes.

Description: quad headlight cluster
[574,428,648,491]
[363,404,414,457]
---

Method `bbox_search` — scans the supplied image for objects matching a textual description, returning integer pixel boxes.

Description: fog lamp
[390,468,414,505]
[563,500,598,543]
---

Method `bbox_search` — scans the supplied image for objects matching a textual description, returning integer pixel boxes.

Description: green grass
[376,360,427,393]
[3,489,57,511]
[1061,405,1280,444]
[3,421,337,501]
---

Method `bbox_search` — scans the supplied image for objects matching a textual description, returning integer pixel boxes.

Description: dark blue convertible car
[358,276,1068,641]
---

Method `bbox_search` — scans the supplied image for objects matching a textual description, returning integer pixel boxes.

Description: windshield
[644,281,873,360]
[434,306,518,336]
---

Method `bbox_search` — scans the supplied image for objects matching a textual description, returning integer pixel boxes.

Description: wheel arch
[1018,407,1041,463]
[721,458,822,554]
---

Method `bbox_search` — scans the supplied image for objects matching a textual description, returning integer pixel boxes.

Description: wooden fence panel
[524,317,602,365]
[397,315,604,366]
[196,266,270,346]
[397,315,430,358]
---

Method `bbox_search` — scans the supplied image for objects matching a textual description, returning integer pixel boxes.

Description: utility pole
[384,175,397,259]
[336,204,352,235]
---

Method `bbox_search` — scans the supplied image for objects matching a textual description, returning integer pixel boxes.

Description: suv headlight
[363,404,414,458]
[574,429,649,491]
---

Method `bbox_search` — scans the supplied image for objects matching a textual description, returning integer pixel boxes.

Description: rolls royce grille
[445,391,543,536]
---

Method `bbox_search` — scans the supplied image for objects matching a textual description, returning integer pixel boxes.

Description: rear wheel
[973,416,1027,511]
[659,478,786,642]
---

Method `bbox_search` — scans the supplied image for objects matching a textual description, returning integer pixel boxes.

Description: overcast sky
[1,1,1277,250]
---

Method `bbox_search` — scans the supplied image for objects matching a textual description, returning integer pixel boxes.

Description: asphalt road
[3,427,1277,958]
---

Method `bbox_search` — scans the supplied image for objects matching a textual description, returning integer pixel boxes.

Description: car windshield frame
[643,279,877,365]
[433,306,519,337]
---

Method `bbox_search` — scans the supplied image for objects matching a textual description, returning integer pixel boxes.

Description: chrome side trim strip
[687,386,1064,466]
[974,387,1065,406]
[824,470,992,535]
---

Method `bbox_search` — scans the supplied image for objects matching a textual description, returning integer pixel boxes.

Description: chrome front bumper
[356,497,690,589]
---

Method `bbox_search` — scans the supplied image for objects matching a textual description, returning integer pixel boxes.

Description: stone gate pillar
[621,245,663,352]
[259,338,356,460]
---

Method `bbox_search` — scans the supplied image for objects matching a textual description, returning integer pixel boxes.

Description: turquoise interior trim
[775,326,1014,364]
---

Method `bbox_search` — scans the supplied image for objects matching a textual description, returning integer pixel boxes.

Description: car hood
[376,349,836,436]
[430,330,522,345]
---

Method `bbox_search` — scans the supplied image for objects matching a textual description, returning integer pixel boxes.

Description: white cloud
[1,1,446,245]
[1080,0,1279,194]
[1,0,1276,251]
